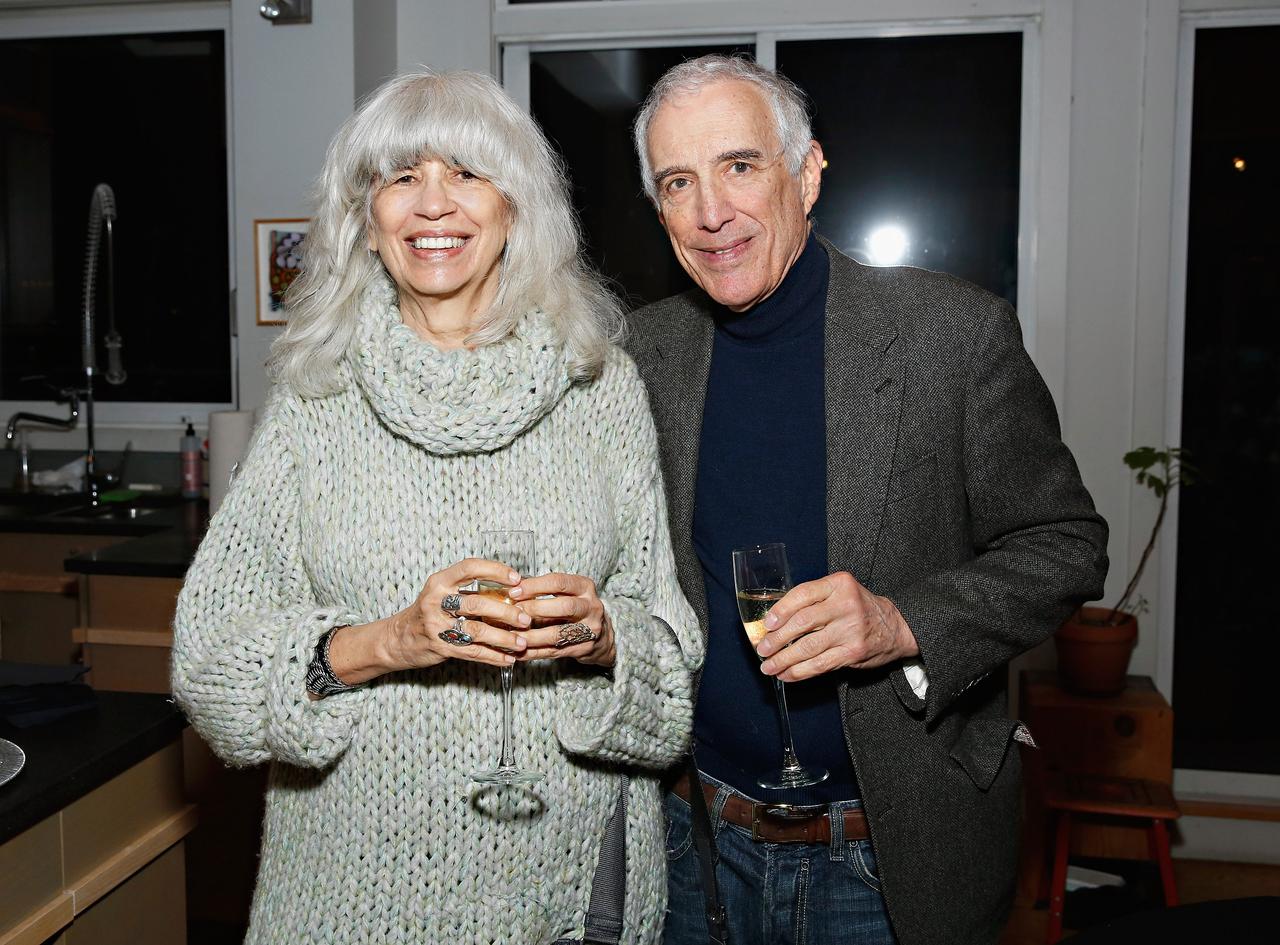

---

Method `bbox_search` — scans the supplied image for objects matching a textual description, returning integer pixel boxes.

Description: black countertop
[0,690,187,845]
[0,490,206,578]
[63,501,207,578]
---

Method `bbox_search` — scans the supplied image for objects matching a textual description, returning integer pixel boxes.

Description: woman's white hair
[633,55,812,204]
[269,69,620,396]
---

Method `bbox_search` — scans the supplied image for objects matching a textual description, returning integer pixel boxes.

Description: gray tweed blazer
[624,238,1108,945]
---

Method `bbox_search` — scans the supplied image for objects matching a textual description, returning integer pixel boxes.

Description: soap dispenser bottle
[180,419,202,498]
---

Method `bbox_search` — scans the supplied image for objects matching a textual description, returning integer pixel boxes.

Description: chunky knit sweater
[170,276,703,945]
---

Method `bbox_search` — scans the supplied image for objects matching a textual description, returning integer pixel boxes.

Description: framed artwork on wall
[254,218,309,325]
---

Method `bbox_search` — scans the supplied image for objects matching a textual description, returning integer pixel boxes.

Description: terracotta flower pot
[1054,606,1137,695]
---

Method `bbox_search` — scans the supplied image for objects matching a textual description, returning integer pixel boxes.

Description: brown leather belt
[672,770,870,844]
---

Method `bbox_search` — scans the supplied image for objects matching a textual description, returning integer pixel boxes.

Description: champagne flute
[469,529,544,785]
[733,542,829,790]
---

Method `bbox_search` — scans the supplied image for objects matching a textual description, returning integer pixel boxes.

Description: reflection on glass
[777,33,1022,304]
[867,224,909,266]
[529,44,753,309]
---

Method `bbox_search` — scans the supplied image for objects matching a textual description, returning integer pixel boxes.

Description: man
[624,56,1109,945]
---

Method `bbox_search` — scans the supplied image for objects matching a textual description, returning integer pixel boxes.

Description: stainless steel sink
[0,488,185,527]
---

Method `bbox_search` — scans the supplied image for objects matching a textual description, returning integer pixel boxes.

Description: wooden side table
[1042,774,1181,942]
[1018,671,1174,899]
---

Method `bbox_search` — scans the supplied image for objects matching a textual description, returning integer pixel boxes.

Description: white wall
[396,0,490,75]
[231,0,358,413]
[236,0,491,414]
[354,0,397,103]
[1060,0,1163,675]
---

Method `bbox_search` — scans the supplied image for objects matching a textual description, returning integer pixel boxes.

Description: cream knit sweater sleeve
[170,394,369,770]
[554,353,704,768]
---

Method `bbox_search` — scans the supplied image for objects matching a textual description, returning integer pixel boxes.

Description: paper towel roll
[208,410,257,515]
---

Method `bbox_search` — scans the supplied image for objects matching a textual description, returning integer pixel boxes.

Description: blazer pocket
[887,452,937,504]
[950,717,1023,791]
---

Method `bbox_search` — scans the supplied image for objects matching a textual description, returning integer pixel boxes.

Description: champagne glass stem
[772,677,804,774]
[499,664,515,770]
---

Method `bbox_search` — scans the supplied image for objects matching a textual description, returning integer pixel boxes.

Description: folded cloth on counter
[30,456,87,492]
[0,661,96,728]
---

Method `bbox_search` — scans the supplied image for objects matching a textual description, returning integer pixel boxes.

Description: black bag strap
[581,775,630,945]
[685,756,729,945]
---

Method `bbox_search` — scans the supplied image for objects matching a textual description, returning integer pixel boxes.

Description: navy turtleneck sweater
[692,233,859,803]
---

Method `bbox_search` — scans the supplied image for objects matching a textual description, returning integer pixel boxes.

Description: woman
[171,70,701,944]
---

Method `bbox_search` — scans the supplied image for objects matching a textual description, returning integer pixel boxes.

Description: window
[777,33,1022,306]
[0,29,231,406]
[529,44,753,308]
[1172,23,1280,775]
[515,29,1025,313]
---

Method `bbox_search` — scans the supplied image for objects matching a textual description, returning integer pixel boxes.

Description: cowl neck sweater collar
[348,274,573,456]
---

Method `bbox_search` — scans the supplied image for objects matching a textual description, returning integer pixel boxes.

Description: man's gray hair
[269,69,619,396]
[633,55,813,204]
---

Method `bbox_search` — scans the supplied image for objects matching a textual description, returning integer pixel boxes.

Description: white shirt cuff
[902,658,929,698]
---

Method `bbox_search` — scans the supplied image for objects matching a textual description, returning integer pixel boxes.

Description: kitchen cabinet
[0,692,192,945]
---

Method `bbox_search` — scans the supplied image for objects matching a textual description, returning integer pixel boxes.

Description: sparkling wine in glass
[733,542,829,790]
[469,529,543,786]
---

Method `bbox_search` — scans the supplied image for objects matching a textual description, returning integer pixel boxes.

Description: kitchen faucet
[4,183,126,503]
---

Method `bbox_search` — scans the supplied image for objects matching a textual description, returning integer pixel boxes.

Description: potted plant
[1055,446,1196,695]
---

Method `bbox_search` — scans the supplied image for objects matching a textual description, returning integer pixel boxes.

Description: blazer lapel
[822,239,905,584]
[638,299,714,632]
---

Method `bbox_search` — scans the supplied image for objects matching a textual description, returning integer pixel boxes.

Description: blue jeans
[663,779,897,945]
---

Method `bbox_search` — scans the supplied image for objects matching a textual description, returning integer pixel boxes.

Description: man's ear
[801,140,824,215]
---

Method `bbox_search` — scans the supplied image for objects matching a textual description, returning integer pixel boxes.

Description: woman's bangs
[362,89,515,192]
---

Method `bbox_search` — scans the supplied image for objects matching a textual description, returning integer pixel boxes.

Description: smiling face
[368,157,511,330]
[646,80,822,311]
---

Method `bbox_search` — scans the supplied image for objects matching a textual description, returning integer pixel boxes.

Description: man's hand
[756,571,919,682]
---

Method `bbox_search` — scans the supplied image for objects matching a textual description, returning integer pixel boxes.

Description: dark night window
[0,30,230,404]
[529,33,1021,310]
[1173,25,1280,775]
[777,33,1022,306]
[530,44,754,309]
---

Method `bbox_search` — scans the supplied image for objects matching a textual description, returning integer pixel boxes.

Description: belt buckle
[750,801,827,842]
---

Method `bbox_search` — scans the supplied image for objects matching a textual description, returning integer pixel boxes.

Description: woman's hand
[508,573,616,667]
[327,558,532,684]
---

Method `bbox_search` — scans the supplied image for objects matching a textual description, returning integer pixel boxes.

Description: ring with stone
[438,616,473,647]
[441,593,464,617]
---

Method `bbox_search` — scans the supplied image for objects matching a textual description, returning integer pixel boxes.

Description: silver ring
[438,616,473,647]
[441,593,463,617]
[555,622,596,649]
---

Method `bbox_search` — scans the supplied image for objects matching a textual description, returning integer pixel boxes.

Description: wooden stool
[1042,773,1181,943]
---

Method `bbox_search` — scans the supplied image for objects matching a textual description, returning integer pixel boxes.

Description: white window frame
[1161,5,1280,800]
[498,9,1043,362]
[0,1,237,434]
